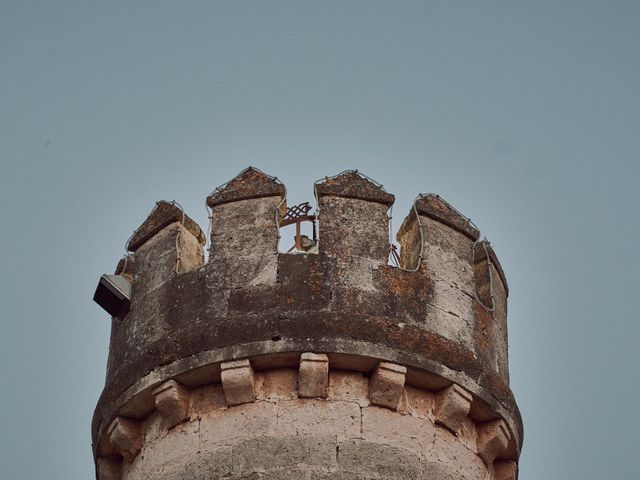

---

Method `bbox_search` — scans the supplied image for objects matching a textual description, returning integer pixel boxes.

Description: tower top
[92,167,522,480]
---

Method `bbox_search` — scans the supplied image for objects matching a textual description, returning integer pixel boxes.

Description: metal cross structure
[279,201,316,251]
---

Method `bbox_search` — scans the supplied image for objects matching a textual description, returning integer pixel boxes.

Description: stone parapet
[93,168,522,478]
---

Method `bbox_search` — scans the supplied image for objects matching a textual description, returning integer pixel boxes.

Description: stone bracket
[494,460,518,480]
[298,352,329,398]
[477,419,510,466]
[152,379,191,428]
[434,383,473,434]
[369,362,407,410]
[107,416,142,463]
[221,359,256,406]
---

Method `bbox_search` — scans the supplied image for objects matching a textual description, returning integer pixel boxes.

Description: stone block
[397,384,434,419]
[231,434,338,475]
[97,456,122,480]
[362,406,435,454]
[198,401,277,447]
[337,439,421,478]
[369,362,406,410]
[221,359,256,406]
[298,352,329,398]
[152,379,190,428]
[275,399,361,441]
[329,371,370,406]
[494,460,518,480]
[427,426,489,479]
[190,383,226,418]
[477,419,510,466]
[107,416,142,463]
[255,368,298,401]
[433,383,473,433]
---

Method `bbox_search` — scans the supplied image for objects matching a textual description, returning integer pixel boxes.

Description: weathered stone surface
[318,196,390,260]
[427,426,490,479]
[337,440,421,478]
[275,399,361,441]
[189,383,226,418]
[255,367,298,401]
[126,201,206,252]
[494,460,518,480]
[473,240,509,296]
[315,170,395,206]
[118,370,511,480]
[369,362,406,410]
[477,419,510,466]
[221,359,256,406]
[97,456,122,480]
[298,353,329,398]
[414,194,480,241]
[329,371,370,406]
[207,167,285,207]
[232,435,338,475]
[93,169,522,478]
[96,237,522,454]
[362,406,435,454]
[434,383,473,433]
[107,417,142,463]
[398,384,434,419]
[152,379,190,428]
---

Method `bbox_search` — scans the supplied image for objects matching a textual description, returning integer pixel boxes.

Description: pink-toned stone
[152,379,190,428]
[255,368,298,401]
[189,383,226,419]
[329,371,370,406]
[362,406,436,454]
[97,456,122,480]
[221,359,255,406]
[477,419,510,465]
[107,417,142,463]
[398,384,434,418]
[298,352,329,398]
[275,399,361,441]
[434,383,473,433]
[368,362,406,410]
[457,416,478,453]
[494,460,518,480]
[427,426,490,479]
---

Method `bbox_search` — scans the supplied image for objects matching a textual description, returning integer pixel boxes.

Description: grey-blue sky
[1,1,638,478]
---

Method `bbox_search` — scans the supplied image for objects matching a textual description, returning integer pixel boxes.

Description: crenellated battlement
[93,167,522,480]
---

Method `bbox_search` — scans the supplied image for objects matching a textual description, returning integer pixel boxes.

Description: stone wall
[93,167,522,479]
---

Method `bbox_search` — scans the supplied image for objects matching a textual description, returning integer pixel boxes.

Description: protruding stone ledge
[298,352,329,398]
[434,383,473,434]
[97,456,122,480]
[369,362,407,410]
[494,460,518,480]
[126,201,205,252]
[315,170,395,206]
[152,379,190,428]
[207,167,285,207]
[415,194,480,241]
[221,359,256,406]
[477,419,510,466]
[107,417,142,463]
[94,354,520,478]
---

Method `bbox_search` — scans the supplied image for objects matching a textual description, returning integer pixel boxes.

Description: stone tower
[92,167,522,480]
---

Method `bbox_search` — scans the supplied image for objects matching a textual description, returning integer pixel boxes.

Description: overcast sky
[1,2,639,479]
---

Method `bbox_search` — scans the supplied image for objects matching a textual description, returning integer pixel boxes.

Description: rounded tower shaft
[93,168,522,480]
